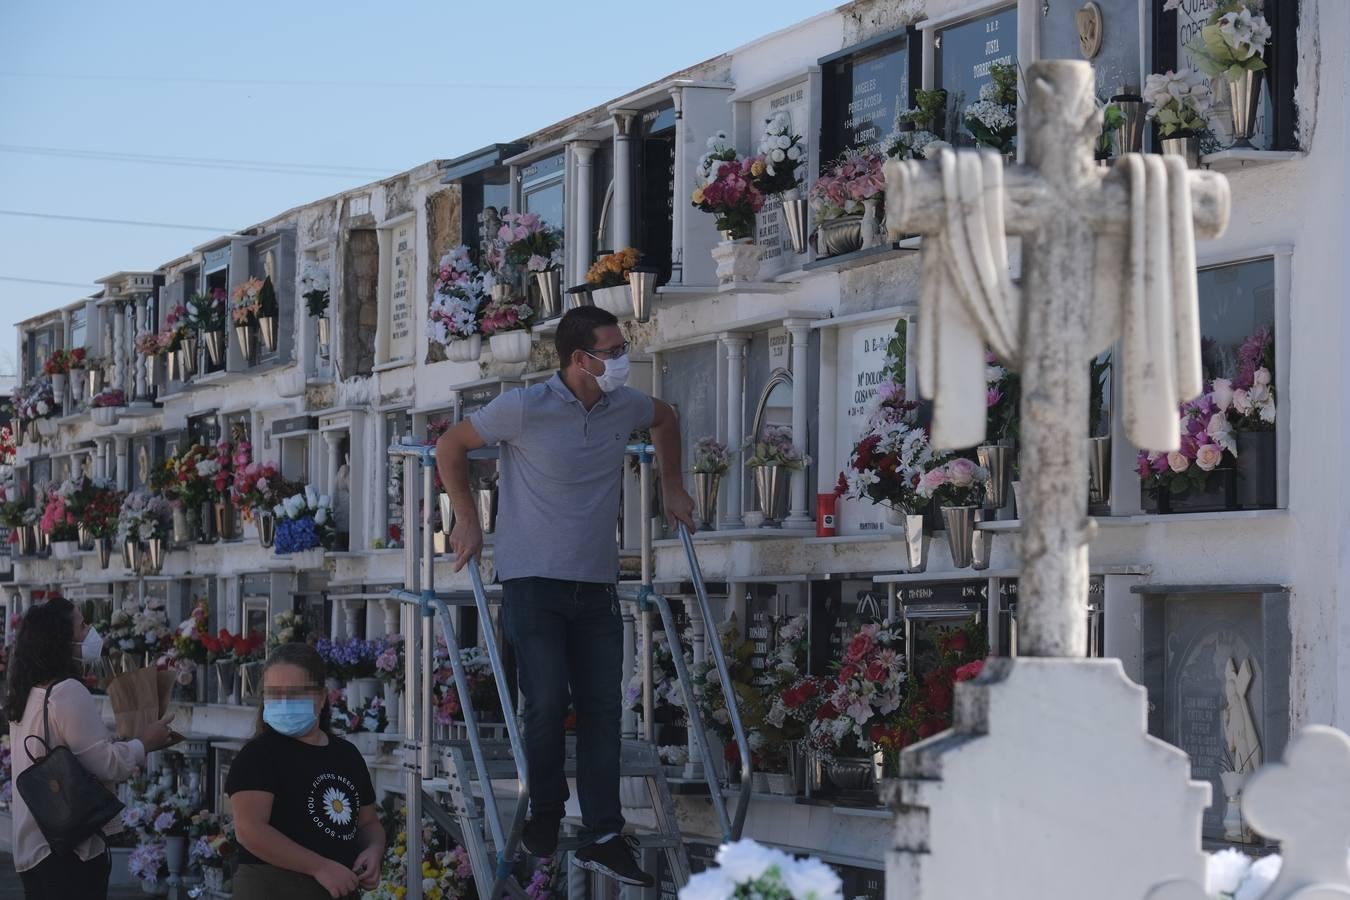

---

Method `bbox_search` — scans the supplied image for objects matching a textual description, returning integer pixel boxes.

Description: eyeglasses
[584,341,630,361]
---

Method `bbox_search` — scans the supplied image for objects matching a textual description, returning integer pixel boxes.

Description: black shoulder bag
[16,681,125,853]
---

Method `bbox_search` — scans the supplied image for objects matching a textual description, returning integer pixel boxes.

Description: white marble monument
[881,60,1231,900]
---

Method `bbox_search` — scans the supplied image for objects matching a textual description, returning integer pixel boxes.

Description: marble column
[92,437,110,482]
[112,302,126,400]
[683,610,706,779]
[720,334,748,528]
[323,430,343,498]
[113,436,129,491]
[668,88,686,284]
[342,599,362,640]
[783,319,814,529]
[133,297,147,400]
[381,598,399,638]
[571,142,598,278]
[612,112,635,251]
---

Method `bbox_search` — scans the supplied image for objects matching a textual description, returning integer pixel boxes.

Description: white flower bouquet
[679,839,842,900]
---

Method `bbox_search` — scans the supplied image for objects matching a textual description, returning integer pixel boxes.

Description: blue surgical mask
[263,698,320,737]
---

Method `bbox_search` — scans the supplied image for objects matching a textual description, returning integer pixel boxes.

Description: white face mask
[77,626,104,665]
[585,353,630,393]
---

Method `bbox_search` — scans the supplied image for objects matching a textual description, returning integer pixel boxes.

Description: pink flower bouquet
[809,148,885,222]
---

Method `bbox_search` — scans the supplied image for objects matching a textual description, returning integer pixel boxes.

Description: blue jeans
[503,577,624,837]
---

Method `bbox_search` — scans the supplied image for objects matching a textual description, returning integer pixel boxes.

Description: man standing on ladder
[436,305,696,888]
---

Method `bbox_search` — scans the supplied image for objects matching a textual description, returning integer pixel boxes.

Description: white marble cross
[884,60,1230,656]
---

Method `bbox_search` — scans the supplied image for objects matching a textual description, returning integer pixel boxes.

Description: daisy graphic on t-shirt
[322,787,353,826]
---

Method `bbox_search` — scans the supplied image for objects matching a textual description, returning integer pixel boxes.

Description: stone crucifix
[885,61,1230,656]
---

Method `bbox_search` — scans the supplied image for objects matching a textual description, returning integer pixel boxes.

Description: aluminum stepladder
[386,442,752,900]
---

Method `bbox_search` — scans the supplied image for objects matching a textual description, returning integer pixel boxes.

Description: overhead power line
[0,144,397,179]
[0,71,626,92]
[0,276,96,289]
[0,210,233,232]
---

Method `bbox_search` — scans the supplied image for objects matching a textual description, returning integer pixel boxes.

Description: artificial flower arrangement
[39,476,85,541]
[82,477,124,541]
[479,292,535,336]
[120,779,218,890]
[157,443,217,512]
[229,442,289,520]
[160,303,189,354]
[623,628,688,724]
[428,245,488,346]
[213,628,265,663]
[272,484,336,554]
[316,636,384,682]
[692,437,731,476]
[808,148,885,222]
[364,798,475,900]
[431,644,501,724]
[1144,69,1215,138]
[0,425,14,466]
[188,818,236,874]
[985,350,1021,444]
[498,211,563,273]
[0,494,32,532]
[678,838,843,900]
[835,379,943,516]
[268,608,310,648]
[13,376,56,420]
[375,632,405,693]
[691,132,766,239]
[301,265,331,317]
[807,619,906,759]
[103,594,171,659]
[186,288,227,334]
[917,457,991,508]
[743,425,810,470]
[160,598,212,686]
[134,330,168,358]
[887,89,953,161]
[230,276,264,326]
[1174,0,1271,80]
[1136,324,1273,501]
[331,692,388,734]
[963,62,1019,154]
[116,491,173,546]
[42,347,86,376]
[91,387,125,408]
[585,247,640,289]
[753,112,806,195]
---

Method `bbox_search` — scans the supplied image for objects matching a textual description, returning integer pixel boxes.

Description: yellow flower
[691,186,705,205]
[751,160,765,177]
[395,889,406,899]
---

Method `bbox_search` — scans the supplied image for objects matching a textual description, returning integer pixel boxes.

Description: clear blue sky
[0,0,831,366]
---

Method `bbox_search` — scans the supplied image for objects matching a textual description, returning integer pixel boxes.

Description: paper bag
[107,667,175,741]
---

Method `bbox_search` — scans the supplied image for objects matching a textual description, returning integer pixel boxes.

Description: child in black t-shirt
[226,642,384,900]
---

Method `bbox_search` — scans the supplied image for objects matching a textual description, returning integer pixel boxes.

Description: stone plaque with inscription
[934,6,1018,145]
[750,81,809,277]
[386,222,415,362]
[1139,588,1291,842]
[832,320,901,535]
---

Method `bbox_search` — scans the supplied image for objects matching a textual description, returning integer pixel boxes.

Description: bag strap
[22,681,61,764]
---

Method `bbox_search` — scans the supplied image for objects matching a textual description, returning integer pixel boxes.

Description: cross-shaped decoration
[1242,726,1350,898]
[884,60,1230,657]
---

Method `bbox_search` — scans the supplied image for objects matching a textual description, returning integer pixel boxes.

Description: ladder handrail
[677,521,752,841]
[622,441,752,842]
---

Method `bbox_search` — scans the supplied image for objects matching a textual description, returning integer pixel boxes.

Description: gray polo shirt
[469,372,655,583]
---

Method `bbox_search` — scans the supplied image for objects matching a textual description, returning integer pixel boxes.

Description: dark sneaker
[521,817,561,857]
[574,834,654,887]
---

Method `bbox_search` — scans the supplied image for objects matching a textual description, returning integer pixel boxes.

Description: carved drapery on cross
[884,60,1229,656]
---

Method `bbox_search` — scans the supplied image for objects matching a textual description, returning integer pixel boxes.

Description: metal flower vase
[692,472,720,530]
[122,539,140,571]
[977,445,1013,509]
[824,755,875,792]
[317,316,331,352]
[532,269,562,320]
[180,336,198,376]
[255,512,275,548]
[885,507,929,572]
[239,661,264,701]
[204,330,227,367]
[1088,436,1111,505]
[1160,135,1200,169]
[166,349,181,382]
[87,367,104,398]
[941,506,982,569]
[77,523,94,552]
[145,537,165,574]
[438,492,454,535]
[818,215,863,257]
[214,659,239,705]
[753,464,791,526]
[95,536,111,569]
[235,323,257,361]
[781,189,808,255]
[258,314,278,352]
[214,500,238,541]
[476,485,498,534]
[629,267,657,323]
[16,526,35,557]
[172,507,191,544]
[1228,69,1263,148]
